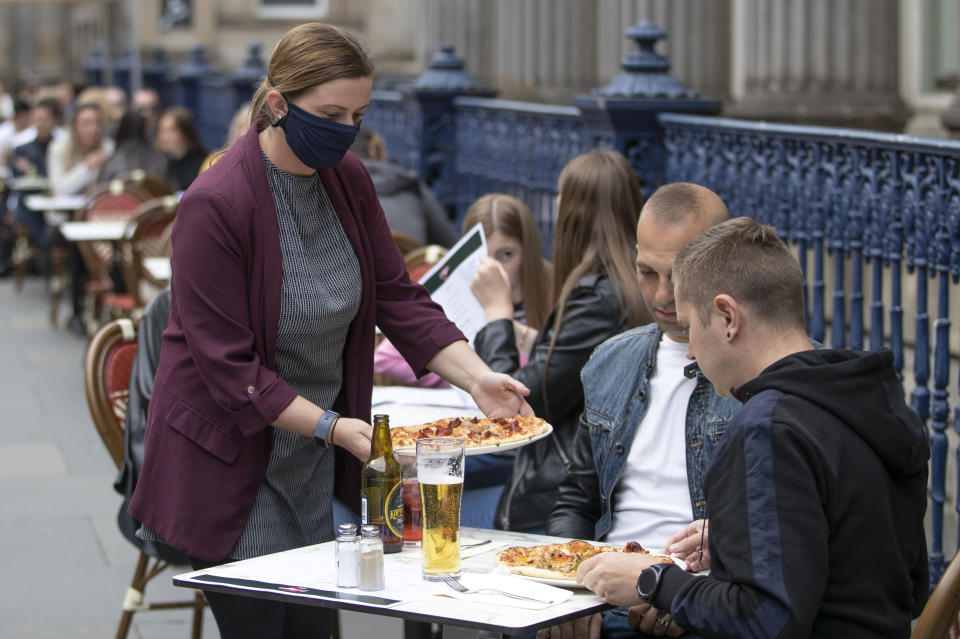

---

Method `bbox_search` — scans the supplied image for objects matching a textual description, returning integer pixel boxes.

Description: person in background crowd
[349,126,458,247]
[155,106,207,191]
[99,110,168,183]
[0,100,35,170]
[129,22,533,639]
[102,85,128,131]
[472,148,652,532]
[374,193,553,388]
[47,102,113,195]
[8,98,60,253]
[542,183,737,639]
[578,217,929,639]
[0,81,14,122]
[130,88,162,139]
[53,80,78,121]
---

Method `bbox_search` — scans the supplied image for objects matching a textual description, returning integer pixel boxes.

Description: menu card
[417,223,487,345]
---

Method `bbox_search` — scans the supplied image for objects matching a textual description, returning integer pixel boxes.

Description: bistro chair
[84,318,206,639]
[405,244,447,283]
[911,551,960,639]
[70,182,153,327]
[103,195,178,315]
[112,170,175,199]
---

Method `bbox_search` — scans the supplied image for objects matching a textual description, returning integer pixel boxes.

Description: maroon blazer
[129,121,464,561]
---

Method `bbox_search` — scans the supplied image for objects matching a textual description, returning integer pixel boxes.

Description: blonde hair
[250,23,373,125]
[462,194,553,331]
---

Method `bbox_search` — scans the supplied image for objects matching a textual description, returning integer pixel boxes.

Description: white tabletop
[174,528,609,636]
[59,220,129,242]
[8,176,48,192]
[24,194,86,212]
[143,256,171,281]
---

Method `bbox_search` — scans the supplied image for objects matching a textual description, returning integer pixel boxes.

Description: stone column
[417,0,497,88]
[596,0,732,101]
[940,4,960,138]
[726,0,909,131]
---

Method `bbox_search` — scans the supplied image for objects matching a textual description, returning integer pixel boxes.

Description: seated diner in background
[577,217,930,638]
[472,148,651,533]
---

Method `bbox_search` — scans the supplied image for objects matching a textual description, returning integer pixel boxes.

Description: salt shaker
[335,522,359,588]
[358,524,385,590]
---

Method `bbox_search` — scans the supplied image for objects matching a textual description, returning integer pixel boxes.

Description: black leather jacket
[473,273,627,530]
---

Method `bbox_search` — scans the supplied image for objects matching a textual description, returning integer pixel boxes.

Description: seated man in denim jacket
[544,183,739,639]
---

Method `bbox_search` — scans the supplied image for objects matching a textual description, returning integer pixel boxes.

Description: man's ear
[713,294,740,340]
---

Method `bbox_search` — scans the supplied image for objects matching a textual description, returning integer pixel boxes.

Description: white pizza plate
[516,574,589,589]
[392,422,553,456]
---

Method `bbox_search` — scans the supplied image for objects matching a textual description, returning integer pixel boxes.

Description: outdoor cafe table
[173,527,612,638]
[58,219,129,242]
[143,256,171,282]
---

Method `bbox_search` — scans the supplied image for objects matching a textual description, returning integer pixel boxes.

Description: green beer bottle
[361,414,403,553]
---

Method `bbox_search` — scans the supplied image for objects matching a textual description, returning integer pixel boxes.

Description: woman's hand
[85,149,107,169]
[470,256,514,323]
[331,417,373,461]
[469,371,533,417]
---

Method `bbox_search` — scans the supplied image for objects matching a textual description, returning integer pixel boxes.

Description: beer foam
[416,468,465,485]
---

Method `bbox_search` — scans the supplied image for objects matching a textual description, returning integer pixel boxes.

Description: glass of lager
[416,437,465,581]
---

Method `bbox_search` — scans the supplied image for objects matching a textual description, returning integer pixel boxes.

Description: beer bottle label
[361,494,369,525]
[384,481,403,538]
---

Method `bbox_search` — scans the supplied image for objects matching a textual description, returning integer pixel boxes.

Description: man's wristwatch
[636,563,672,604]
[314,410,340,447]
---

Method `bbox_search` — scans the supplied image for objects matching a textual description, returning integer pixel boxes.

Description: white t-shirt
[605,334,696,550]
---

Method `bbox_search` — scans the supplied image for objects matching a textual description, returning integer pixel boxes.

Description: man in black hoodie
[577,217,929,638]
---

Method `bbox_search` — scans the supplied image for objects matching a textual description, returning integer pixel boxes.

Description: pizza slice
[496,539,676,580]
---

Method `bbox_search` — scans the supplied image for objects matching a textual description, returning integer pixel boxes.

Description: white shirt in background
[605,334,696,550]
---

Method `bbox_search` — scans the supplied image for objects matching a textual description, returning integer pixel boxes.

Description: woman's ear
[265,90,287,124]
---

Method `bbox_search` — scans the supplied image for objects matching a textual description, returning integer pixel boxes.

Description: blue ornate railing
[452,98,589,251]
[660,113,960,586]
[363,89,421,175]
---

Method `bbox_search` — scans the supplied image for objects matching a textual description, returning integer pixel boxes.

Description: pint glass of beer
[416,437,465,581]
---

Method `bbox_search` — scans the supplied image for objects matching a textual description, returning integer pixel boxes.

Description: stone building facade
[0,0,957,136]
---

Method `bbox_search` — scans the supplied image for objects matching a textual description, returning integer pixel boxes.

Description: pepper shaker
[358,524,385,590]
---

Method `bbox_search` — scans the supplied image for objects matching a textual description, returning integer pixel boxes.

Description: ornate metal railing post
[142,47,171,107]
[413,44,496,215]
[232,42,266,114]
[173,44,210,114]
[112,48,133,96]
[83,44,108,88]
[575,22,721,198]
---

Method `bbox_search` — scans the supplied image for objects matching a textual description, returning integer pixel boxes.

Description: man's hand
[627,604,685,637]
[535,612,601,639]
[469,371,533,417]
[470,256,514,323]
[664,519,710,572]
[331,417,373,461]
[576,552,660,606]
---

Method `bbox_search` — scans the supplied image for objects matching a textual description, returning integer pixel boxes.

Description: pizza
[496,539,676,580]
[390,415,549,451]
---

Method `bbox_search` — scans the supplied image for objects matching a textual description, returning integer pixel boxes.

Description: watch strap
[314,410,340,447]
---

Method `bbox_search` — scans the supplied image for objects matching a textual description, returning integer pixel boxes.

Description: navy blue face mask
[272,99,360,170]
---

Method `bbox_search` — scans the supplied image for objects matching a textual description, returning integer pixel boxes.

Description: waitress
[129,22,531,639]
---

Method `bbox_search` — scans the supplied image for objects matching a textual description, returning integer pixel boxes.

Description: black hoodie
[652,348,929,639]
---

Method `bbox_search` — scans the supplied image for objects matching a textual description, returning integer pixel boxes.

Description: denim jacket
[547,324,741,541]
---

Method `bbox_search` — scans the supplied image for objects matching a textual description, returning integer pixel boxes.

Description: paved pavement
[0,275,402,638]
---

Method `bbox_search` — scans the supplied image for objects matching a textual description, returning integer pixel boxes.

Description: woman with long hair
[373,192,552,388]
[155,106,207,190]
[128,23,531,638]
[472,148,650,532]
[47,102,113,195]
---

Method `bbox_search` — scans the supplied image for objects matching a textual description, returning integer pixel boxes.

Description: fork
[439,574,555,604]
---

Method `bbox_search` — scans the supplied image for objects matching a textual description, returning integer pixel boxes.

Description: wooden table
[174,528,609,638]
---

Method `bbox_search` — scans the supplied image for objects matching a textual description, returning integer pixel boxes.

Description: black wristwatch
[636,563,672,604]
[313,410,340,447]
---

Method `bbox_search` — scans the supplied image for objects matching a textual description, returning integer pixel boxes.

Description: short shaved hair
[674,217,805,330]
[640,182,729,227]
